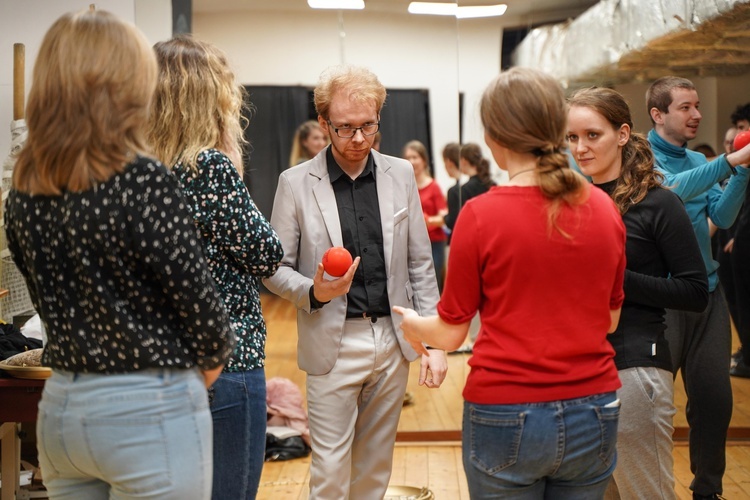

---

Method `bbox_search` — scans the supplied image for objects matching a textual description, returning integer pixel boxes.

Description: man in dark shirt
[264,65,447,500]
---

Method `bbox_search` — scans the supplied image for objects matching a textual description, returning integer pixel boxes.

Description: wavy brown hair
[480,67,588,235]
[147,35,248,176]
[13,10,156,195]
[568,87,664,215]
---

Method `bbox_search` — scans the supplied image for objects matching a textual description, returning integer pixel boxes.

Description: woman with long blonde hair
[289,119,328,167]
[6,10,235,499]
[147,35,283,500]
[394,68,627,498]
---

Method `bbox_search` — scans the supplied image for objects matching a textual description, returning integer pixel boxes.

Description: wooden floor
[258,442,750,499]
[259,292,750,498]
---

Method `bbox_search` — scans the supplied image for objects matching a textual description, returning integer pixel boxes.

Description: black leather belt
[346,312,389,322]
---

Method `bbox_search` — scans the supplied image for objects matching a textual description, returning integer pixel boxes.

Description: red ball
[322,247,353,277]
[734,130,750,151]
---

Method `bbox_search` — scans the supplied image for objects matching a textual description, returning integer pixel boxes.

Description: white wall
[0,0,172,161]
[457,17,506,183]
[193,8,461,191]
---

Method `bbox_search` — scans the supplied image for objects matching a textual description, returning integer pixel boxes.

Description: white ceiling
[193,0,600,26]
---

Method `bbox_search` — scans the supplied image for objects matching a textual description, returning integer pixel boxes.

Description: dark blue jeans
[209,369,267,500]
[462,392,619,499]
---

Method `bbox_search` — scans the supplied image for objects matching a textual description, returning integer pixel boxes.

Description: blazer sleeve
[262,171,315,312]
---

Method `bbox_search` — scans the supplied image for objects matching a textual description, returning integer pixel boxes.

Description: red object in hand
[734,130,750,151]
[322,247,353,277]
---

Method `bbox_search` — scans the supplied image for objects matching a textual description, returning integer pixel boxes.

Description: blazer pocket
[394,207,408,225]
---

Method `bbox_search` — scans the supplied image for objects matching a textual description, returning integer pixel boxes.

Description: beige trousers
[306,316,409,500]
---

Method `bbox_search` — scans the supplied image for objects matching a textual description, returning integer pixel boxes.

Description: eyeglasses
[327,120,380,138]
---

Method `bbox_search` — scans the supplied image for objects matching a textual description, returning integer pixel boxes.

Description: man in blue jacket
[647,76,750,500]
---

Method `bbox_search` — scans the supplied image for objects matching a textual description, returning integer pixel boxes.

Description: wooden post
[12,44,24,121]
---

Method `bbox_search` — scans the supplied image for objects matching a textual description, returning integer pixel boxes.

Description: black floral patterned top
[173,149,283,371]
[4,156,236,373]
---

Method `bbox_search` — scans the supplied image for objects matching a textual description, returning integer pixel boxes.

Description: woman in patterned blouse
[147,36,284,500]
[5,10,236,499]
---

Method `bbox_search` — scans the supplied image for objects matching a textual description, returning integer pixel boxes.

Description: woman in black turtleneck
[567,87,708,500]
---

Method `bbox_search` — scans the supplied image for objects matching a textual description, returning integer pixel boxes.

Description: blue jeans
[37,369,213,500]
[209,369,267,500]
[462,392,619,499]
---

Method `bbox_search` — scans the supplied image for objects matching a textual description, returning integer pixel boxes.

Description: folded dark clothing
[0,323,43,361]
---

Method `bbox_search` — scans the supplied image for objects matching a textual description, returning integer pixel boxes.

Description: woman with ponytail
[394,68,628,498]
[568,86,708,500]
[444,143,495,233]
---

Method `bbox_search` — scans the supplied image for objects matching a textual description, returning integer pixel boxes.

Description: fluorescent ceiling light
[408,2,457,16]
[308,0,365,9]
[457,4,507,18]
[408,2,507,18]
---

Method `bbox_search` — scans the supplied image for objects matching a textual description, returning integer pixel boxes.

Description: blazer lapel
[311,156,344,247]
[375,154,394,277]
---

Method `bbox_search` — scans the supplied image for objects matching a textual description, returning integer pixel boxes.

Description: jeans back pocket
[467,406,526,474]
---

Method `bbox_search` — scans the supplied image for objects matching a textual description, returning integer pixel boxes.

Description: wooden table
[0,378,44,500]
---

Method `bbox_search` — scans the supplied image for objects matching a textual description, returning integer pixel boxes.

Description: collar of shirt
[326,146,376,183]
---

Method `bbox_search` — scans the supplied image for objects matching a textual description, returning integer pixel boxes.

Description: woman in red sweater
[403,140,447,290]
[394,68,627,499]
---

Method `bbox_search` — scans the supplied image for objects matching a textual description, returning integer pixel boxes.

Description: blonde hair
[480,67,588,234]
[13,9,157,195]
[148,35,248,176]
[289,120,324,167]
[314,65,386,120]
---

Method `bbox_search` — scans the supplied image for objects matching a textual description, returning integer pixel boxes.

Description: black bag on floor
[264,433,311,462]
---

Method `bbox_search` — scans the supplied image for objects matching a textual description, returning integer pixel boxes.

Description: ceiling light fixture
[407,2,457,16]
[407,2,507,18]
[308,0,365,9]
[457,4,507,18]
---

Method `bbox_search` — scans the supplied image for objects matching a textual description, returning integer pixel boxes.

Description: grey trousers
[306,316,409,500]
[605,367,676,500]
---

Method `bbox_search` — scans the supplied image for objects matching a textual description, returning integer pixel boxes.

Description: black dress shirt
[324,147,390,317]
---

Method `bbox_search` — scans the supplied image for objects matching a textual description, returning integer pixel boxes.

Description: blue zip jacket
[648,128,750,291]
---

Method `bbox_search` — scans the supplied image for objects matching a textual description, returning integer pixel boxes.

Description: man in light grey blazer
[264,65,448,500]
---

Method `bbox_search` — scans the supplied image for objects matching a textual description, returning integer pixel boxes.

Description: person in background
[147,36,284,500]
[394,67,626,499]
[444,142,495,234]
[5,10,236,499]
[289,119,328,167]
[372,130,382,151]
[732,103,750,132]
[726,104,750,377]
[646,76,750,500]
[263,65,447,500]
[693,143,717,160]
[568,87,708,500]
[403,139,448,291]
[442,142,461,243]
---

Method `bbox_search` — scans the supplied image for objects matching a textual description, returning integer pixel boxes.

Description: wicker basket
[0,251,34,320]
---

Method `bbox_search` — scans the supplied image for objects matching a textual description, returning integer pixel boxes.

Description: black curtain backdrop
[378,89,433,175]
[242,86,312,219]
[242,86,432,219]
